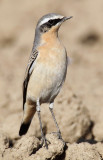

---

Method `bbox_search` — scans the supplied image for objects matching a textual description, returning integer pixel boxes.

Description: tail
[19,103,36,136]
[19,121,31,136]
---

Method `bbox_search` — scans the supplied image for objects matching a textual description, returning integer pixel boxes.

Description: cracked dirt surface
[0,0,103,159]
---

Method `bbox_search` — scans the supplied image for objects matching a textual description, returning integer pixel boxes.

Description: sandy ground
[0,0,103,159]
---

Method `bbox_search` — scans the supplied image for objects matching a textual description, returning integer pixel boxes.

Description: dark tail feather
[19,122,31,136]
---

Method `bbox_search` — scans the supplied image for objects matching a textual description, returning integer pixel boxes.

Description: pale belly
[27,49,67,103]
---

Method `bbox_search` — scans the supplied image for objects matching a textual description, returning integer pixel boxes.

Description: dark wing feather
[23,49,38,109]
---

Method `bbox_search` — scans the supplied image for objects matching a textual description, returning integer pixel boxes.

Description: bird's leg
[49,102,61,138]
[36,99,48,149]
[49,102,65,145]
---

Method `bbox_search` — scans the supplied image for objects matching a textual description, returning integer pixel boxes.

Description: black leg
[49,108,62,138]
[36,99,49,149]
[37,110,48,149]
[49,106,66,145]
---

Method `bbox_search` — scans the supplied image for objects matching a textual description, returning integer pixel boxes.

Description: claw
[52,131,66,146]
[40,136,50,149]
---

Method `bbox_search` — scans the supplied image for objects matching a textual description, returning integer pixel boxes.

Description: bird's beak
[63,16,73,22]
[56,16,73,29]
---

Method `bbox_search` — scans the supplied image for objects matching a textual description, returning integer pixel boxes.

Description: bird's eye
[48,20,54,25]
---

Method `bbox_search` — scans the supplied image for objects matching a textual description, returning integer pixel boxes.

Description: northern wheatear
[19,13,72,148]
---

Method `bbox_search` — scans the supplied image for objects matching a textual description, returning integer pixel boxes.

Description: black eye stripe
[48,18,62,25]
[40,18,62,33]
[41,18,62,28]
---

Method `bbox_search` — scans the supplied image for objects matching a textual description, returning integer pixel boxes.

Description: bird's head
[36,13,72,34]
[33,13,72,48]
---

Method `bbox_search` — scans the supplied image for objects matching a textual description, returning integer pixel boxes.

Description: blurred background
[0,0,103,144]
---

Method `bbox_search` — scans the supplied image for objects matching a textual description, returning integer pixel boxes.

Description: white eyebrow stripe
[39,16,64,26]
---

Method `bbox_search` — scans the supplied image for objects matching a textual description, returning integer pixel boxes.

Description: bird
[19,13,72,149]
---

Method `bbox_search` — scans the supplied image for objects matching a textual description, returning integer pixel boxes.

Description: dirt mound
[0,0,103,159]
[0,132,103,160]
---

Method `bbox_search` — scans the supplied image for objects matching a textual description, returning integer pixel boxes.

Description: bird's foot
[40,136,50,149]
[51,131,62,139]
[52,131,66,146]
